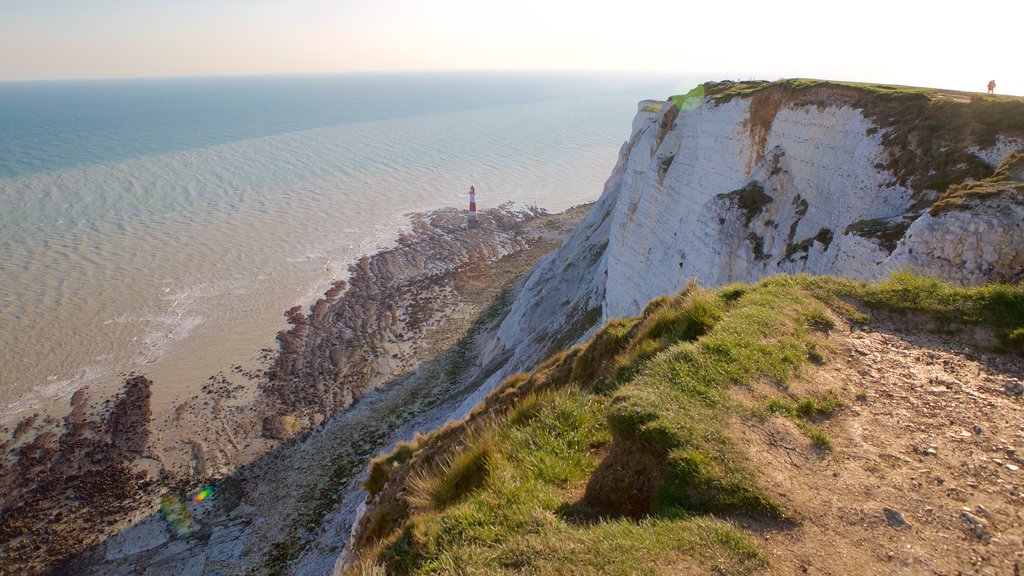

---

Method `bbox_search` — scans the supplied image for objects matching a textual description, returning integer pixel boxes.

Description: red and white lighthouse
[467,185,479,228]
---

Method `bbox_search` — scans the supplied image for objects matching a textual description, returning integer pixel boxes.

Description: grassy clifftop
[345,274,1024,574]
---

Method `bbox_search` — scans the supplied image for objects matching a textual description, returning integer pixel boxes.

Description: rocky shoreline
[0,203,591,575]
[263,206,545,425]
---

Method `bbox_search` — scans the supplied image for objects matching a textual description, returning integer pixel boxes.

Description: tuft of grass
[719,282,752,302]
[366,437,421,496]
[506,389,548,426]
[407,430,496,512]
[765,394,841,420]
[802,307,835,332]
[806,341,825,364]
[345,558,387,576]
[615,288,726,379]
[763,394,841,452]
[569,317,636,390]
[798,422,834,452]
[638,289,724,343]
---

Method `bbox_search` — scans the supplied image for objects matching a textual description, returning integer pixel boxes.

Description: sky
[0,0,1020,95]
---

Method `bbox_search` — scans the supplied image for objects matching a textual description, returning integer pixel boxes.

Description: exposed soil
[582,439,665,519]
[734,311,1024,575]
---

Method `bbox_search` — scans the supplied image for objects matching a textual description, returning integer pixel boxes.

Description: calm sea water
[0,71,691,420]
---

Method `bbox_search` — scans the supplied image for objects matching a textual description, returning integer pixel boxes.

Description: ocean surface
[0,71,692,421]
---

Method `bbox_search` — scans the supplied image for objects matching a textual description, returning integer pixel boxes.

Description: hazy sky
[1,0,1019,94]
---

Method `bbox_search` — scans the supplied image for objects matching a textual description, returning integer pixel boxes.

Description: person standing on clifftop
[988,80,996,94]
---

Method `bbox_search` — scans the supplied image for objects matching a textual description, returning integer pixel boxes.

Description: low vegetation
[844,218,912,254]
[929,151,1024,216]
[345,273,1023,574]
[717,182,773,227]
[803,272,1024,352]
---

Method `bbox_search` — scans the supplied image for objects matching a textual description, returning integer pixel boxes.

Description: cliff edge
[473,80,1024,407]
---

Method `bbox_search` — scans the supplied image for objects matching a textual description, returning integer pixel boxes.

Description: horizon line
[0,67,716,85]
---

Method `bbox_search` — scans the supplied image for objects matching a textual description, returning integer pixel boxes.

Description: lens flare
[193,484,215,503]
[670,85,705,111]
[158,494,195,537]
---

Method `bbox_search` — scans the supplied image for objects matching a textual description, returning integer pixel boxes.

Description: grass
[800,272,1024,352]
[762,395,842,451]
[407,429,495,511]
[262,279,525,574]
[347,273,1024,574]
[368,388,762,575]
[367,437,422,497]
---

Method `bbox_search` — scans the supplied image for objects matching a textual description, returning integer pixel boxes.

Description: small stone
[1006,379,1024,396]
[884,507,910,528]
[924,448,938,456]
[974,424,983,435]
[1008,464,1020,472]
[976,505,991,518]
[961,510,987,539]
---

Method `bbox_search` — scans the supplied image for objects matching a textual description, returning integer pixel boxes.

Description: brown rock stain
[744,90,785,175]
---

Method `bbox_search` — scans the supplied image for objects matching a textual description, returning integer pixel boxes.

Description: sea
[0,71,694,421]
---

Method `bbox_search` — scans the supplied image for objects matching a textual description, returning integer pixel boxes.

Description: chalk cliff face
[469,81,1024,405]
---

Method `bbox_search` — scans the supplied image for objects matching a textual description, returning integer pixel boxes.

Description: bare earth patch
[735,312,1024,575]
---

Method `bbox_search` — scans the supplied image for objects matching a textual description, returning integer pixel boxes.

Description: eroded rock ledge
[262,206,546,426]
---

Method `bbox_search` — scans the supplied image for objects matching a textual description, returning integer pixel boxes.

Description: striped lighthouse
[467,185,479,228]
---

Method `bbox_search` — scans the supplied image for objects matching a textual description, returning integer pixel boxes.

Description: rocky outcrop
[0,375,156,573]
[263,206,545,422]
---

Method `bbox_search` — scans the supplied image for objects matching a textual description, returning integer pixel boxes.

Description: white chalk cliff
[466,81,1024,407]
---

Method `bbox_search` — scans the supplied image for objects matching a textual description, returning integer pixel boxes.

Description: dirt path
[737,312,1024,575]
